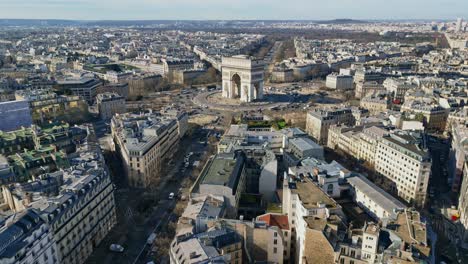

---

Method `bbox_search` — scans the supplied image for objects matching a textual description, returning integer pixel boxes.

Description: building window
[273,247,277,254]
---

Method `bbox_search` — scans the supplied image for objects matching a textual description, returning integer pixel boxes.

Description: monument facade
[221,55,264,102]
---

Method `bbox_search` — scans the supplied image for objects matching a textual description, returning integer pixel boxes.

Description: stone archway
[231,73,241,98]
[253,83,259,101]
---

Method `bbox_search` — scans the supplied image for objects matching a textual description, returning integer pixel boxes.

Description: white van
[168,192,175,200]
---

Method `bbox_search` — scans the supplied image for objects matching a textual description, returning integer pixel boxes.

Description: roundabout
[193,91,292,111]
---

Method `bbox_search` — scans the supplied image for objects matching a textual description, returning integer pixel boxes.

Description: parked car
[147,233,157,245]
[169,192,175,200]
[109,244,124,253]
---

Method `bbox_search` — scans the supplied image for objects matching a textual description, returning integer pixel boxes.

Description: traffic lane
[134,202,175,264]
[98,199,174,264]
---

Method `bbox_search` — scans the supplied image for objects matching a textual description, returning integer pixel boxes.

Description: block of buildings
[97,82,129,99]
[0,209,58,264]
[347,175,407,222]
[360,94,390,113]
[111,110,187,188]
[449,124,468,193]
[0,100,32,132]
[306,107,354,145]
[285,137,324,166]
[56,78,102,103]
[459,161,468,247]
[289,158,351,199]
[15,89,89,124]
[191,151,247,218]
[326,74,354,90]
[401,100,449,131]
[282,173,345,262]
[375,131,431,207]
[355,81,385,99]
[0,140,117,264]
[96,92,126,120]
[383,78,417,103]
[271,67,294,83]
[170,227,243,264]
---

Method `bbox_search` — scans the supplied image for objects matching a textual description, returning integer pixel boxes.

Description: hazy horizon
[1,0,466,21]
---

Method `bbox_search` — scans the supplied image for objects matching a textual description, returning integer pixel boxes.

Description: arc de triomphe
[221,55,265,103]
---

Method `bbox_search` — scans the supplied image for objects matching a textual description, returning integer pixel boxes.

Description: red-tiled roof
[258,213,289,230]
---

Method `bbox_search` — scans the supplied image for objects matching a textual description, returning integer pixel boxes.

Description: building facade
[375,132,431,207]
[96,92,126,120]
[306,108,354,145]
[111,110,188,188]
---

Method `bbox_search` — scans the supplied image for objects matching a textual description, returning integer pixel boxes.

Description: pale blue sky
[0,0,466,20]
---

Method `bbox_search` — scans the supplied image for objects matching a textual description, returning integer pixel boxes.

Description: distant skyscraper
[456,18,463,32]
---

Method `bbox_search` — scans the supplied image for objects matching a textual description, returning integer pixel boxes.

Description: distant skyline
[0,0,467,21]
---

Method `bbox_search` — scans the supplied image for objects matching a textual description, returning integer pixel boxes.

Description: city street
[85,126,211,264]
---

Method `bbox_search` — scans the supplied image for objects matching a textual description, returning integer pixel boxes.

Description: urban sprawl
[0,18,467,264]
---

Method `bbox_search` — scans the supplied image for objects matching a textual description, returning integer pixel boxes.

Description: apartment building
[126,74,162,97]
[56,78,102,103]
[15,89,89,124]
[375,132,431,207]
[449,124,468,193]
[383,78,417,102]
[355,127,388,166]
[289,158,351,199]
[401,100,449,131]
[0,123,86,156]
[284,137,324,166]
[336,210,433,264]
[347,175,407,222]
[327,125,363,158]
[177,194,226,233]
[360,94,390,113]
[4,146,69,183]
[327,126,430,207]
[219,124,286,154]
[335,223,380,264]
[459,161,468,246]
[355,81,385,99]
[97,82,129,99]
[353,70,386,85]
[0,142,116,264]
[190,151,247,218]
[0,209,58,264]
[326,74,354,90]
[162,59,194,76]
[446,106,468,131]
[96,92,126,120]
[257,213,291,262]
[327,125,388,167]
[174,195,288,263]
[170,227,243,264]
[282,174,345,262]
[271,67,294,83]
[111,110,187,188]
[306,107,354,145]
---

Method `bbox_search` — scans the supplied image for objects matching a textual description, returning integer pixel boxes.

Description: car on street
[109,244,124,253]
[147,233,157,245]
[169,192,175,199]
